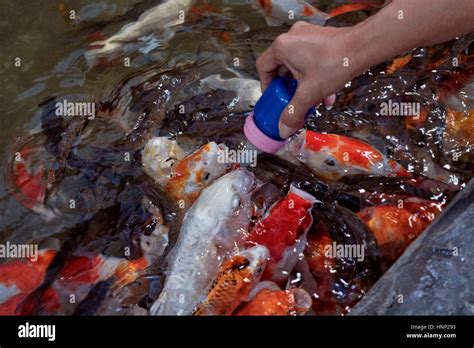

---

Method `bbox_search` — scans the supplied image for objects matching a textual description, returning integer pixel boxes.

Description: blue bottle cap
[253,76,298,141]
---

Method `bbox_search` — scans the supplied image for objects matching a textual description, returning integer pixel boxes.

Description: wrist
[340,23,379,78]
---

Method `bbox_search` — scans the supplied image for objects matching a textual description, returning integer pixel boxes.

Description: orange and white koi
[246,185,316,285]
[193,245,269,316]
[235,286,312,316]
[164,142,231,208]
[253,0,329,26]
[357,197,443,264]
[254,0,375,27]
[278,130,411,181]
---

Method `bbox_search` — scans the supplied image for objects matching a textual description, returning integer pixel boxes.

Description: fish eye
[203,171,211,181]
[245,38,251,43]
[233,259,250,271]
[231,196,241,208]
[324,158,336,166]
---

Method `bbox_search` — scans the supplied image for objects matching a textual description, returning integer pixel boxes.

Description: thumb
[278,85,317,139]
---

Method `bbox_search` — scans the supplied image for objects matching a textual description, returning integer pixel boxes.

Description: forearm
[348,0,474,76]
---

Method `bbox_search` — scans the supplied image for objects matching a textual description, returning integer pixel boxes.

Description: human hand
[256,22,359,138]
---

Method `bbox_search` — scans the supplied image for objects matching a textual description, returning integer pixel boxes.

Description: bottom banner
[0,316,472,346]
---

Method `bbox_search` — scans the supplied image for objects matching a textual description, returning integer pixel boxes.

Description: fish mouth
[287,131,306,157]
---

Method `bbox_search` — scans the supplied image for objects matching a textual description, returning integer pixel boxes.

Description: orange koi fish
[235,287,312,316]
[386,54,412,74]
[304,224,336,280]
[278,130,410,181]
[193,245,269,316]
[246,185,316,285]
[357,198,443,264]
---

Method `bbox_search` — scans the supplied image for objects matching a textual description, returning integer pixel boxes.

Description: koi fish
[199,75,262,111]
[9,141,57,220]
[253,0,329,26]
[0,250,56,315]
[235,287,312,316]
[445,109,474,147]
[246,185,316,285]
[357,198,443,264]
[11,143,51,210]
[164,142,231,208]
[386,54,413,74]
[150,168,257,315]
[278,130,411,181]
[142,137,186,184]
[193,245,269,316]
[304,224,336,280]
[85,0,194,65]
[13,161,46,210]
[0,249,149,315]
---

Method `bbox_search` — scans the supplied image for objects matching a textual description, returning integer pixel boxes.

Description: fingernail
[279,123,297,139]
[325,104,333,111]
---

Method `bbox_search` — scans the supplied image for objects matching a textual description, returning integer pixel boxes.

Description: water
[0,0,472,315]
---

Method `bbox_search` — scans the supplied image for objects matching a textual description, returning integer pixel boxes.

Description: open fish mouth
[0,0,472,320]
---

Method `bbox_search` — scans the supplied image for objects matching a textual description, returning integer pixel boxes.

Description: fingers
[279,83,318,139]
[323,93,336,110]
[256,45,279,92]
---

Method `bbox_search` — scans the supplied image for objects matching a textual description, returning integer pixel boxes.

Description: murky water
[0,0,472,315]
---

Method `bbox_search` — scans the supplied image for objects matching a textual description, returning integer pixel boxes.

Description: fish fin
[149,291,167,315]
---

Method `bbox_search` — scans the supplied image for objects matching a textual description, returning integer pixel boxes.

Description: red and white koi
[0,249,56,315]
[245,185,316,285]
[0,250,149,315]
[278,130,410,181]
